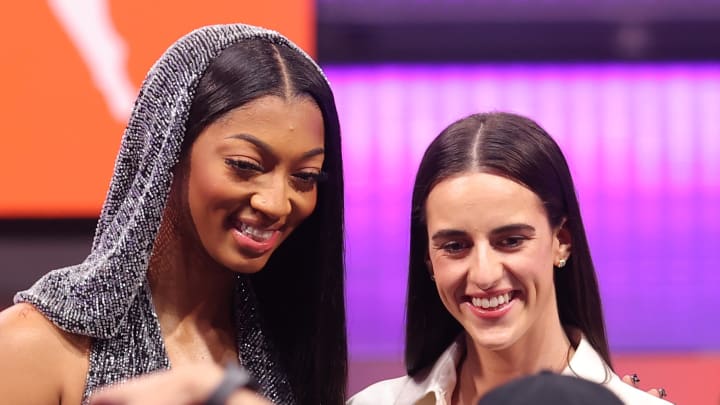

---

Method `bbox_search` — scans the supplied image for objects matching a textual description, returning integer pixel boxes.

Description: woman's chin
[466,328,518,352]
[208,248,274,275]
[223,256,271,274]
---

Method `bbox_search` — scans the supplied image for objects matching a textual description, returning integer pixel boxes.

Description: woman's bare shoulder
[0,302,90,403]
[0,302,89,348]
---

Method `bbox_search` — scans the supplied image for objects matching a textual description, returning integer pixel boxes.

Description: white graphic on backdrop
[47,0,136,122]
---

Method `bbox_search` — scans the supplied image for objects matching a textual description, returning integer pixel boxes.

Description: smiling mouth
[470,291,516,311]
[237,222,275,242]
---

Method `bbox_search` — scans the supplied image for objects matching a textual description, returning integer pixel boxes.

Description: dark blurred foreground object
[478,371,623,405]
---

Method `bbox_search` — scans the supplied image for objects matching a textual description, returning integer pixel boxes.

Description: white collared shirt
[348,335,672,405]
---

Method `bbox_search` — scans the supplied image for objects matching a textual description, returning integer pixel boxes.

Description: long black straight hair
[183,39,346,405]
[405,112,610,376]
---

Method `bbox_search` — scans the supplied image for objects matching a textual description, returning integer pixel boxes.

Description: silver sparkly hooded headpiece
[15,23,326,404]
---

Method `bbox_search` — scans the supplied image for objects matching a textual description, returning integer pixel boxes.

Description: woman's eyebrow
[225,133,274,154]
[300,147,325,159]
[430,229,467,242]
[430,224,536,242]
[490,224,536,235]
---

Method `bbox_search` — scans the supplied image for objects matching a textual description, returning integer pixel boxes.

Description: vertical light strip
[697,67,720,189]
[664,67,696,189]
[631,70,664,191]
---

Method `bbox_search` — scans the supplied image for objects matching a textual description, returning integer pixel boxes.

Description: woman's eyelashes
[291,171,327,192]
[494,235,530,250]
[293,171,327,184]
[434,235,530,257]
[225,158,263,174]
[437,240,471,256]
[224,158,325,192]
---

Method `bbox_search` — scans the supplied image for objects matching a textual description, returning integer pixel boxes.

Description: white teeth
[471,292,512,310]
[240,223,273,242]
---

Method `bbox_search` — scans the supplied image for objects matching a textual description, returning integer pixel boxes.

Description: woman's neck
[146,214,238,365]
[453,319,573,405]
[148,250,235,326]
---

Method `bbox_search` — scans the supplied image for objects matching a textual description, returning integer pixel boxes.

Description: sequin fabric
[14,24,327,405]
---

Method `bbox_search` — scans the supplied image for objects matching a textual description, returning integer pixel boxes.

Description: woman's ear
[555,218,572,265]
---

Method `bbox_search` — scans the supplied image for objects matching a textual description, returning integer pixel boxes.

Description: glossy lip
[462,290,519,320]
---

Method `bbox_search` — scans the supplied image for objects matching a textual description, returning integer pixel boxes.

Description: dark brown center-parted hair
[183,39,347,405]
[405,112,610,376]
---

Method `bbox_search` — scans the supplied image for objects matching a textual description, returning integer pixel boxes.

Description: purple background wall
[325,63,720,358]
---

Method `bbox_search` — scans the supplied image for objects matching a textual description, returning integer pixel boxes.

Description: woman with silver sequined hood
[0,24,347,405]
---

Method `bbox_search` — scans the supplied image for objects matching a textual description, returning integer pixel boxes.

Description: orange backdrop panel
[0,1,314,218]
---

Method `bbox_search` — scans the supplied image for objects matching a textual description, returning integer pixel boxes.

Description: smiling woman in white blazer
[349,112,671,405]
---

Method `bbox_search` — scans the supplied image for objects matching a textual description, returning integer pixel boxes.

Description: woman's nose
[249,176,292,222]
[467,245,504,290]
